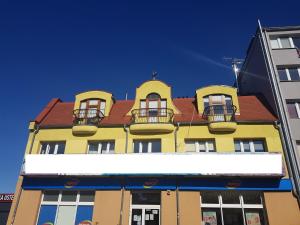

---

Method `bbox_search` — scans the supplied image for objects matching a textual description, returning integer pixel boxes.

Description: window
[140,93,167,119]
[133,140,161,153]
[234,140,265,152]
[37,191,94,225]
[203,95,234,121]
[277,68,300,81]
[293,37,300,48]
[88,141,115,154]
[185,140,215,152]
[270,37,294,49]
[80,98,106,116]
[286,101,300,119]
[296,141,300,159]
[40,142,65,154]
[201,191,266,225]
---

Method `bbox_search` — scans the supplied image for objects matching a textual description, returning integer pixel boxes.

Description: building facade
[239,24,300,198]
[7,80,300,225]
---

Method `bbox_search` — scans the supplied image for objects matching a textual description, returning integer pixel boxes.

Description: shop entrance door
[131,206,160,225]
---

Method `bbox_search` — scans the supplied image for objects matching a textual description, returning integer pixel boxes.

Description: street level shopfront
[13,176,297,225]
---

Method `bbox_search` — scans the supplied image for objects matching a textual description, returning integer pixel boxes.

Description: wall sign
[0,194,14,202]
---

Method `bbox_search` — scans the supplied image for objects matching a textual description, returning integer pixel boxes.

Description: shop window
[133,140,161,153]
[201,191,265,225]
[234,140,266,153]
[88,141,115,154]
[40,142,65,154]
[185,140,215,152]
[37,191,94,225]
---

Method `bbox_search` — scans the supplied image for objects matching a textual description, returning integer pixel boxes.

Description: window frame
[234,139,266,153]
[200,192,265,225]
[87,140,115,154]
[286,101,300,119]
[270,37,294,49]
[40,142,66,155]
[133,140,161,153]
[37,191,94,225]
[277,67,300,81]
[184,139,216,153]
[80,98,106,116]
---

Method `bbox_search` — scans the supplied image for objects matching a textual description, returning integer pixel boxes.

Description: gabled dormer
[196,85,239,132]
[128,80,180,134]
[72,90,114,135]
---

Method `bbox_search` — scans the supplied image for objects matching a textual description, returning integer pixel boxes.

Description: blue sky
[0,0,299,192]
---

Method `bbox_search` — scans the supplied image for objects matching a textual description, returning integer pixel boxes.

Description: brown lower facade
[7,177,300,225]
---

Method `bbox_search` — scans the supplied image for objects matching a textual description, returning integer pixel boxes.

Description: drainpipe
[174,123,180,153]
[11,123,40,225]
[123,125,129,154]
[176,181,180,225]
[258,20,300,201]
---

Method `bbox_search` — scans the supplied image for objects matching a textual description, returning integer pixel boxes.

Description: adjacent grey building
[239,23,300,198]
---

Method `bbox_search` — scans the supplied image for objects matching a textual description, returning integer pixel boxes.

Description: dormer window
[80,99,106,117]
[203,95,234,121]
[140,93,167,121]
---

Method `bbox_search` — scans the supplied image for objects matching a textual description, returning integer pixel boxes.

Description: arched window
[140,93,167,121]
[203,94,233,121]
[79,98,106,117]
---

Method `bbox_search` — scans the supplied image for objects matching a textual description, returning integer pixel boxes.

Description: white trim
[40,142,65,155]
[289,37,295,48]
[88,141,115,154]
[295,102,300,118]
[185,140,215,153]
[38,191,94,225]
[285,68,292,80]
[201,193,264,225]
[235,140,265,153]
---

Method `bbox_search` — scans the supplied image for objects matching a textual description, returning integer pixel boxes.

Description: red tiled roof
[36,96,276,127]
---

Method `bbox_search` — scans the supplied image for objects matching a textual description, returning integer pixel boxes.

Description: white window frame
[234,140,265,153]
[40,142,65,155]
[38,191,94,225]
[87,141,115,154]
[201,193,264,225]
[279,68,300,81]
[271,37,295,49]
[129,192,161,225]
[133,140,161,153]
[185,140,215,153]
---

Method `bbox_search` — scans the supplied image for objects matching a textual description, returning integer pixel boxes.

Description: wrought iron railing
[73,109,104,126]
[203,105,237,122]
[131,108,174,124]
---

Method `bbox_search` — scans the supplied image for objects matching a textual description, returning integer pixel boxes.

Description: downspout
[123,125,129,154]
[174,123,180,152]
[258,20,300,201]
[11,123,40,225]
[176,180,180,225]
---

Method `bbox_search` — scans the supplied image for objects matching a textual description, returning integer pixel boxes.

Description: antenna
[125,92,128,100]
[152,71,158,80]
[223,57,244,92]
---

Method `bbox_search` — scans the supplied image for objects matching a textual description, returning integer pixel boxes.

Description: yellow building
[7,80,300,225]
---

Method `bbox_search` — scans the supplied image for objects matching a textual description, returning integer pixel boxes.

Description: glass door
[131,207,160,225]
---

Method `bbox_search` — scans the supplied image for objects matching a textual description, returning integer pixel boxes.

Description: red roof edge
[35,98,62,124]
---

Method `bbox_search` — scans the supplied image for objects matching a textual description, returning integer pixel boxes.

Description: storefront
[19,176,295,225]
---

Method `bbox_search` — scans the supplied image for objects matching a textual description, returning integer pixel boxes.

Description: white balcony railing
[23,153,284,177]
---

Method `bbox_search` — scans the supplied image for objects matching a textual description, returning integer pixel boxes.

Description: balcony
[72,109,104,135]
[203,105,237,132]
[129,108,175,134]
[23,152,284,177]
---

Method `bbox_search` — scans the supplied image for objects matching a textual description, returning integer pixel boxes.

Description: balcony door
[140,93,166,123]
[204,95,232,122]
